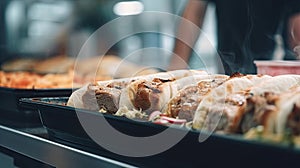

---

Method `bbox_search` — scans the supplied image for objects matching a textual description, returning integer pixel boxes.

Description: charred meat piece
[202,93,247,133]
[120,78,175,114]
[240,92,278,134]
[164,77,227,122]
[81,80,133,113]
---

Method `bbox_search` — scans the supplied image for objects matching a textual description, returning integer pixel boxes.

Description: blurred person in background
[169,0,300,75]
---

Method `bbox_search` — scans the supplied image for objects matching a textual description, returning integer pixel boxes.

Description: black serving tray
[20,97,300,168]
[0,87,72,128]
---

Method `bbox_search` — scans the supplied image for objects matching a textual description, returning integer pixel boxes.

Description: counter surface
[0,125,136,168]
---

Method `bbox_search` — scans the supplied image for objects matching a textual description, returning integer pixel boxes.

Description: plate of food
[0,70,75,127]
[0,54,160,128]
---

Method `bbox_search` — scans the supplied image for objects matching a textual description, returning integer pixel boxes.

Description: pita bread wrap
[67,69,207,113]
[67,76,137,112]
[240,75,300,134]
[118,75,215,115]
[273,87,300,135]
[276,87,300,135]
[161,74,229,121]
[249,75,300,95]
[192,74,272,131]
[245,86,300,135]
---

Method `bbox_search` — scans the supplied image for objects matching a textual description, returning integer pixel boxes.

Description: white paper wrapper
[67,84,90,109]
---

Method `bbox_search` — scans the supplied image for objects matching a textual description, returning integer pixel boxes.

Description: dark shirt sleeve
[284,0,300,17]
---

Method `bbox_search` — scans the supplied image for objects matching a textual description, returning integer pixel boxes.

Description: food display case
[1,0,300,168]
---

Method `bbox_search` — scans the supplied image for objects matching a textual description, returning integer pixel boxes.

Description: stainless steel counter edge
[0,125,136,168]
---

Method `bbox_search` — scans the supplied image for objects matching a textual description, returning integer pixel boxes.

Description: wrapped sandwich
[161,74,229,121]
[192,74,272,132]
[67,69,207,115]
[192,74,300,134]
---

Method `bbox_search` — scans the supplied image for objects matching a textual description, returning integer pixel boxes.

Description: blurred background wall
[1,0,218,73]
